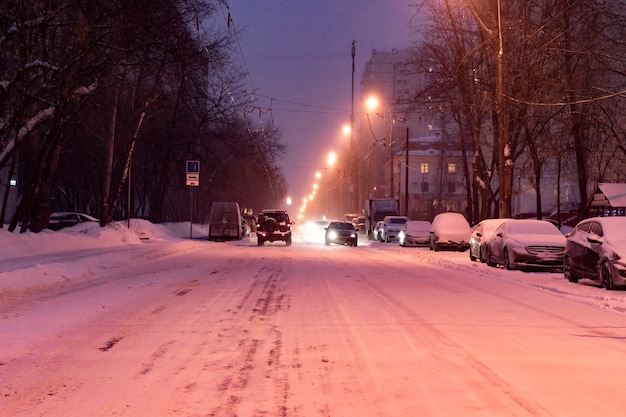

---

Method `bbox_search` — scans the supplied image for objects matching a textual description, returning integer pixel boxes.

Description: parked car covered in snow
[398,220,431,247]
[48,212,98,231]
[486,219,565,271]
[564,217,626,289]
[469,219,507,262]
[429,212,471,251]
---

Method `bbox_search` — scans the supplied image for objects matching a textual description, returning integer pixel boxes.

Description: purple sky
[223,1,414,205]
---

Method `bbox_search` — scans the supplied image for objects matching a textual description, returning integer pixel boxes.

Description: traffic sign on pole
[186,160,200,186]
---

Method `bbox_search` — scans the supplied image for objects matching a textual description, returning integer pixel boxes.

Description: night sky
[222,1,414,205]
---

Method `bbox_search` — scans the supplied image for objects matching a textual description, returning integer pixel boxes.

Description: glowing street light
[366,96,379,112]
[327,152,337,167]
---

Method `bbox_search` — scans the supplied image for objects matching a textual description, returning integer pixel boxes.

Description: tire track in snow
[210,260,291,417]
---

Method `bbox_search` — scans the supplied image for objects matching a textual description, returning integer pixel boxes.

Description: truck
[364,199,400,239]
[208,202,243,241]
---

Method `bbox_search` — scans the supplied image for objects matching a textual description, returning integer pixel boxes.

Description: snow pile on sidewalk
[0,220,209,302]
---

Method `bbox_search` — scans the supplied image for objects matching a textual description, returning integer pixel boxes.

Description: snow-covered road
[2,225,626,416]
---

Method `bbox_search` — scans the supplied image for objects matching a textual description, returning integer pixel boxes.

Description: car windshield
[390,218,408,224]
[406,222,430,232]
[330,222,354,230]
[508,220,559,235]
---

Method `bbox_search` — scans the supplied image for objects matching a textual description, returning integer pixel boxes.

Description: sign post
[186,161,200,239]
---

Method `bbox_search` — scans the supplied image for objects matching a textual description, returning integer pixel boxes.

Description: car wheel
[434,242,440,252]
[564,256,578,283]
[504,249,514,270]
[286,237,292,246]
[479,248,487,263]
[469,249,476,262]
[601,262,615,290]
[325,239,330,246]
[257,238,264,246]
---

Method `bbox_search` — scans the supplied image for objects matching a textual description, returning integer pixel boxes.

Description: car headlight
[350,232,357,238]
[328,231,338,240]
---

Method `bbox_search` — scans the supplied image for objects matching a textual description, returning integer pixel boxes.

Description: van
[208,202,243,241]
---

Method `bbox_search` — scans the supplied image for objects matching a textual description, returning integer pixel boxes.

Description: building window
[421,181,429,192]
[448,163,456,174]
[420,163,429,174]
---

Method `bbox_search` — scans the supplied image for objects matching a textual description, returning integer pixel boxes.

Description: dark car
[325,221,358,247]
[256,209,293,246]
[486,219,565,271]
[564,217,626,289]
[48,212,98,231]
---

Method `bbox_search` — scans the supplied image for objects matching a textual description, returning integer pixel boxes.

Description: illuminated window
[448,163,456,174]
[420,163,429,174]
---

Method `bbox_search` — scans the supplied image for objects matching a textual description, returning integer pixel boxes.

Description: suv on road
[256,209,293,246]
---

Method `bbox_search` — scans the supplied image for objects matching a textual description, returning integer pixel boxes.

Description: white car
[399,220,431,247]
[379,216,409,242]
[469,219,507,262]
[486,219,565,271]
[429,212,471,251]
[372,221,385,241]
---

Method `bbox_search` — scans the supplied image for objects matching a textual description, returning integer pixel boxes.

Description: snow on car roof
[432,212,469,229]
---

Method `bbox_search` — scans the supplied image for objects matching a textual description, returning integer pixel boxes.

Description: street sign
[186,160,199,174]
[186,160,200,186]
[186,174,199,186]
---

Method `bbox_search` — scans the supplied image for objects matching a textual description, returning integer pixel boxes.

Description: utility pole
[389,110,394,199]
[350,40,357,212]
[495,0,511,218]
[404,127,409,216]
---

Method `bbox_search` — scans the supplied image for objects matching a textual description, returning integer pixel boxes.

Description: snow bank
[0,220,209,303]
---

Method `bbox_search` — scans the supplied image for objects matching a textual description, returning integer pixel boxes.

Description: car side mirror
[587,234,603,245]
